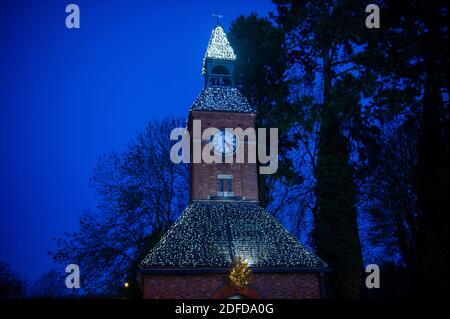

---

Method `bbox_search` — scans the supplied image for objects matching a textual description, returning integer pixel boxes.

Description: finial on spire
[212,9,223,26]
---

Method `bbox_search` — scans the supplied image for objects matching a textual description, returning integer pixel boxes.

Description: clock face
[211,130,239,156]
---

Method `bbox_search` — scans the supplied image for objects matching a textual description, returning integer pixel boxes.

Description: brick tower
[139,24,327,299]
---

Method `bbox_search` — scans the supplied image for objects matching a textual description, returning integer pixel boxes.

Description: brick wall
[142,273,321,299]
[188,111,259,201]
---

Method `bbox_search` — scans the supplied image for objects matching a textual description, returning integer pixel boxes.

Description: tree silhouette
[51,117,188,296]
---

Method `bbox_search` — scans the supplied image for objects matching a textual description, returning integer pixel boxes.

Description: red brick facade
[140,27,328,300]
[142,273,321,299]
[188,111,259,201]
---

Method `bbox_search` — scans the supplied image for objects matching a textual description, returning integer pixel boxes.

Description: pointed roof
[190,87,255,113]
[204,25,236,61]
[140,202,327,271]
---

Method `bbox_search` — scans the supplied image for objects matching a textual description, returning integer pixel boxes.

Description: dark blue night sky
[0,0,274,280]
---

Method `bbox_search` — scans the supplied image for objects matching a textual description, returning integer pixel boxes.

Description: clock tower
[188,25,258,202]
[139,24,328,299]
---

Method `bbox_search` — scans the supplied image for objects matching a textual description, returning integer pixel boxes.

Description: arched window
[212,65,230,75]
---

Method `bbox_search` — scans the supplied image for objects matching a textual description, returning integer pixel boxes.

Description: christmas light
[202,26,236,75]
[139,24,326,276]
[140,202,326,268]
[229,256,252,288]
[190,87,255,113]
[204,25,236,61]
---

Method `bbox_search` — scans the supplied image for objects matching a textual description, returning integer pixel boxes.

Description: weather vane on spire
[212,9,223,26]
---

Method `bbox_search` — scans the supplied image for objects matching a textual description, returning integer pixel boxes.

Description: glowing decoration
[124,282,129,288]
[229,256,252,288]
[140,202,326,268]
[205,26,236,60]
[202,25,236,74]
[190,87,255,113]
[138,23,327,275]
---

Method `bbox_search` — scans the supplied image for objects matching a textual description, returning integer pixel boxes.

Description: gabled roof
[204,25,236,62]
[190,87,255,113]
[140,201,326,270]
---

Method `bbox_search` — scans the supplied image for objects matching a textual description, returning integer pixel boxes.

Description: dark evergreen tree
[272,0,372,298]
[314,114,363,298]
[228,14,290,208]
[363,0,449,297]
[364,120,420,285]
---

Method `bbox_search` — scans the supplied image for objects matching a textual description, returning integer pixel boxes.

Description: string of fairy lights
[139,24,326,277]
[191,87,255,113]
[140,201,326,268]
[202,25,236,70]
[205,25,236,60]
[229,256,252,288]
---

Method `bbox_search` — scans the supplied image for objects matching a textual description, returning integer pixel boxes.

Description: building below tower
[138,24,328,299]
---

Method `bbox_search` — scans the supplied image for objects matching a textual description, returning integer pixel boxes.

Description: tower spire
[202,23,236,87]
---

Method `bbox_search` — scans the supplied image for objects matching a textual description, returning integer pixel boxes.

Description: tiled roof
[140,201,326,269]
[190,87,255,113]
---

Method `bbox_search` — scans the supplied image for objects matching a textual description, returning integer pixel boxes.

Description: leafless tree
[51,117,188,296]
